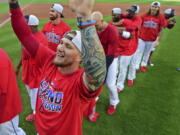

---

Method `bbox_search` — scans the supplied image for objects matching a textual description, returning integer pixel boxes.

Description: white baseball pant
[106,58,119,106]
[135,38,156,69]
[25,85,38,111]
[117,53,136,91]
[0,115,26,135]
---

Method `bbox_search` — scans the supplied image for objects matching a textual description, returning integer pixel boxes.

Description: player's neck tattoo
[81,26,106,91]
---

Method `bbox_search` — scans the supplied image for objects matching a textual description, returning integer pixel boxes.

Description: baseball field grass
[0,1,180,135]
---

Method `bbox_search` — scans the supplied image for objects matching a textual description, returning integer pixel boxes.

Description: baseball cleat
[107,105,116,115]
[117,88,122,93]
[127,80,134,86]
[88,112,99,122]
[26,114,35,121]
[141,66,147,72]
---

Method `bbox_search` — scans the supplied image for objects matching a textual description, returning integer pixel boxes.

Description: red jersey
[34,46,102,135]
[97,24,119,57]
[22,31,48,89]
[139,13,167,41]
[42,21,71,52]
[113,16,142,56]
[0,49,22,123]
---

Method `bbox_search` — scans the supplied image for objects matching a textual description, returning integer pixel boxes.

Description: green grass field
[1,1,180,135]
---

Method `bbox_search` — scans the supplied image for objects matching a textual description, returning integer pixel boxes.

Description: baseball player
[164,8,176,29]
[9,0,106,134]
[0,49,26,135]
[112,5,142,91]
[135,1,167,72]
[42,3,71,52]
[147,8,176,66]
[16,15,48,122]
[84,11,119,117]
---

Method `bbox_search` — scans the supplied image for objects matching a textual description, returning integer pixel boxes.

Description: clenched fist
[69,0,94,20]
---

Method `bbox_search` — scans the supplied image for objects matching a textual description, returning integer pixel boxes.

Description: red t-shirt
[22,31,49,89]
[42,21,71,52]
[97,24,119,57]
[10,7,101,134]
[139,13,167,41]
[110,16,142,56]
[0,49,22,123]
[34,46,102,135]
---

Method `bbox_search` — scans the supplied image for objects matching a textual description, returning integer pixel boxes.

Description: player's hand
[69,0,94,20]
[116,27,126,34]
[168,18,176,24]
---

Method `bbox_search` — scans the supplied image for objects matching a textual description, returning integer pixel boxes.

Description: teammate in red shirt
[90,11,120,116]
[9,0,106,135]
[0,49,26,135]
[111,5,142,91]
[42,3,71,52]
[147,8,176,66]
[16,15,48,122]
[135,1,167,72]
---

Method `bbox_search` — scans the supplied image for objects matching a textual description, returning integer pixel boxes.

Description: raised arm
[9,0,39,57]
[69,0,106,91]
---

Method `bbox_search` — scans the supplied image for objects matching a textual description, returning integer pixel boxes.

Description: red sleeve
[0,66,9,94]
[34,44,55,68]
[10,7,38,57]
[160,14,168,28]
[108,28,119,56]
[10,7,54,66]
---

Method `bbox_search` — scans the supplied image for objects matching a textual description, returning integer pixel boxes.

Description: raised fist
[69,0,94,19]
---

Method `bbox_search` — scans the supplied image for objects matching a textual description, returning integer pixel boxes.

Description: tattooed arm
[81,26,106,91]
[69,0,106,91]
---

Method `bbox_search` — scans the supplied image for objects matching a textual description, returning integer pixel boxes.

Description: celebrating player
[135,1,167,72]
[0,49,26,135]
[112,5,142,91]
[9,0,106,135]
[42,3,71,51]
[87,11,119,116]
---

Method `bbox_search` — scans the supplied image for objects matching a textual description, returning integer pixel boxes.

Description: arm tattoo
[81,26,106,91]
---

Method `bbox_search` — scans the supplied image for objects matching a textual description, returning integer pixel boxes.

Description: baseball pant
[0,115,26,135]
[135,38,156,69]
[117,54,135,91]
[128,52,137,80]
[85,58,119,118]
[106,58,119,106]
[25,85,38,111]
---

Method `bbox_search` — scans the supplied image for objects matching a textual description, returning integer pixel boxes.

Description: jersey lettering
[45,32,61,44]
[143,21,158,29]
[39,79,64,112]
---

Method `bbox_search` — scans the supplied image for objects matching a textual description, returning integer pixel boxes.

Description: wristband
[9,1,19,9]
[77,20,96,29]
